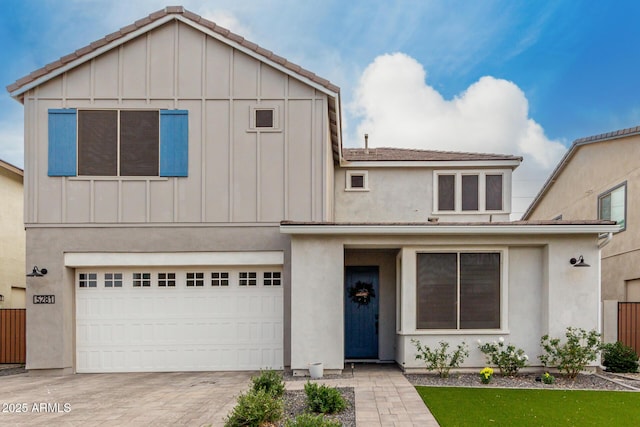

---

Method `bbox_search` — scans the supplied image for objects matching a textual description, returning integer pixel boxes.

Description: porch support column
[290,235,344,374]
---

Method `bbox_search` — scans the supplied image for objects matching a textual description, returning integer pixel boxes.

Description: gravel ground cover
[406,372,634,391]
[280,387,355,427]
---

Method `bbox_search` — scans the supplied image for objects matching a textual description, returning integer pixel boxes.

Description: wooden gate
[0,309,26,364]
[618,302,640,355]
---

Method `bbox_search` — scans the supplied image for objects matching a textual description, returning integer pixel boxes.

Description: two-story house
[8,7,617,375]
[0,159,26,308]
[523,126,640,349]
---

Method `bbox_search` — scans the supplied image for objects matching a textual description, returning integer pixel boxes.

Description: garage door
[76,267,283,373]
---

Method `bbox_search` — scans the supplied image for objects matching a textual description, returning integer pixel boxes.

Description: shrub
[478,337,528,376]
[479,367,494,384]
[285,413,341,427]
[542,372,555,384]
[412,339,469,378]
[304,382,347,414]
[251,369,285,398]
[224,389,283,427]
[602,341,639,373]
[539,327,601,379]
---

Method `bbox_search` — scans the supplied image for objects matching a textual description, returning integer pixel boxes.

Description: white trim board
[65,251,284,267]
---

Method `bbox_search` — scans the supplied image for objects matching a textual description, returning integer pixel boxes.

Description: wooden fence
[0,309,26,364]
[618,302,640,356]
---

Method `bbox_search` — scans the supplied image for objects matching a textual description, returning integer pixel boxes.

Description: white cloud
[349,53,567,218]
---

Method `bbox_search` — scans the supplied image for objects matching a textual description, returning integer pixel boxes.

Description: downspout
[598,232,613,249]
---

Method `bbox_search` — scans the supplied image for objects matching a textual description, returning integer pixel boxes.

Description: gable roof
[6,6,342,162]
[342,147,522,164]
[0,159,23,177]
[522,124,640,219]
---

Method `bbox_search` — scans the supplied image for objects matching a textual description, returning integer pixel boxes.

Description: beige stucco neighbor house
[7,7,618,375]
[0,159,26,308]
[523,126,640,344]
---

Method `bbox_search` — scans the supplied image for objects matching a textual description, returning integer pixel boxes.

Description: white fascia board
[339,160,522,168]
[10,15,178,99]
[280,224,622,236]
[179,16,339,99]
[64,251,284,267]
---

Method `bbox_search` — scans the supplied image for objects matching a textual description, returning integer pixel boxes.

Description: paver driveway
[0,371,253,426]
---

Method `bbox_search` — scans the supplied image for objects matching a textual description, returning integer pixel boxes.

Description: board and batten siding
[23,20,330,225]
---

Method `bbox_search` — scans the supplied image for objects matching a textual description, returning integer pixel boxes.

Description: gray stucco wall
[25,226,291,372]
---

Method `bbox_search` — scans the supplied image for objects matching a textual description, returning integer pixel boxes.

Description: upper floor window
[47,109,188,177]
[249,106,280,131]
[598,182,626,231]
[434,171,505,213]
[345,170,369,191]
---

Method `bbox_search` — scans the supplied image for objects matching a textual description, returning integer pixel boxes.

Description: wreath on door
[348,281,376,307]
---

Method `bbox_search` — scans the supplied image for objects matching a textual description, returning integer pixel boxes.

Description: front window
[598,182,626,231]
[416,252,501,330]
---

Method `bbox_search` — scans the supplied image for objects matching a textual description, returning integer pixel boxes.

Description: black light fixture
[570,256,590,268]
[26,266,48,277]
[0,294,4,302]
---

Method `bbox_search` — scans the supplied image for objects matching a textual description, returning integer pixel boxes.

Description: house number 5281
[33,295,55,304]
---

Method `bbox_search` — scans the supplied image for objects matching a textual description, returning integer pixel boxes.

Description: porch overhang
[280,220,620,236]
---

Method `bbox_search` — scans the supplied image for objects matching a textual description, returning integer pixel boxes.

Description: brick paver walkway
[286,364,439,427]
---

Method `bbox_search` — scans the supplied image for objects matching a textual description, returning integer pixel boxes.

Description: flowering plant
[479,367,494,384]
[542,372,555,384]
[478,337,528,376]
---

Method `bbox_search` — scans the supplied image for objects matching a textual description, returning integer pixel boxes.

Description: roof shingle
[342,147,522,162]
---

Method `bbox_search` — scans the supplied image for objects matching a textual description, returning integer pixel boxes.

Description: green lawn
[416,386,640,426]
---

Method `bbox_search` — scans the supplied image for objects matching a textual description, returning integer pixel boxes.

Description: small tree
[412,339,469,378]
[539,327,601,379]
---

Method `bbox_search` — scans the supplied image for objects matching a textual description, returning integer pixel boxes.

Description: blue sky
[2,0,640,216]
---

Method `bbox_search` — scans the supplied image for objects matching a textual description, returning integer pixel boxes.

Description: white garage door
[76,267,283,373]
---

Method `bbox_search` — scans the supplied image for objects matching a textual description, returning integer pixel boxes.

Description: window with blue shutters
[47,109,188,177]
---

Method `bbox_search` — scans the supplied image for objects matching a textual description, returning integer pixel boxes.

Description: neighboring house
[523,126,638,345]
[0,159,26,308]
[7,7,617,375]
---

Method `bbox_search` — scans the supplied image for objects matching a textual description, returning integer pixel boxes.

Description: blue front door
[345,266,379,359]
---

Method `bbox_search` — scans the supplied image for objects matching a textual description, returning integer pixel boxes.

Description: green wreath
[348,281,376,307]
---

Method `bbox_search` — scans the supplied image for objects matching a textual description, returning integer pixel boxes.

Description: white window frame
[433,170,508,214]
[248,105,281,132]
[345,170,369,191]
[412,246,509,335]
[598,182,626,232]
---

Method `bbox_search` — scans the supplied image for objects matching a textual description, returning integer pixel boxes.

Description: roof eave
[339,159,522,168]
[280,223,620,235]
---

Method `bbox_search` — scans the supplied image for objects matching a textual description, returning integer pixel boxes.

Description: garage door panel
[76,267,284,372]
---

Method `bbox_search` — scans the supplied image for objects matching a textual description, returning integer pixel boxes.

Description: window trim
[433,170,507,214]
[598,181,627,232]
[345,170,369,192]
[412,247,509,334]
[248,105,281,132]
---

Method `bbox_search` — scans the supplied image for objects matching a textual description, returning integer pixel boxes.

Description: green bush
[224,389,283,427]
[251,369,285,398]
[285,413,342,427]
[478,337,528,376]
[304,382,347,414]
[602,341,639,373]
[539,327,601,379]
[412,339,469,378]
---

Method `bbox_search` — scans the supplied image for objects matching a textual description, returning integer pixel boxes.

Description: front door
[345,266,379,359]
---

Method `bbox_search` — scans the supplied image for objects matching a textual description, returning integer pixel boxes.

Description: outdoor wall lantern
[0,294,4,302]
[570,256,590,267]
[26,266,48,277]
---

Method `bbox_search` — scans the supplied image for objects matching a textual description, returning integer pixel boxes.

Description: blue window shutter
[160,110,188,177]
[48,109,77,176]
